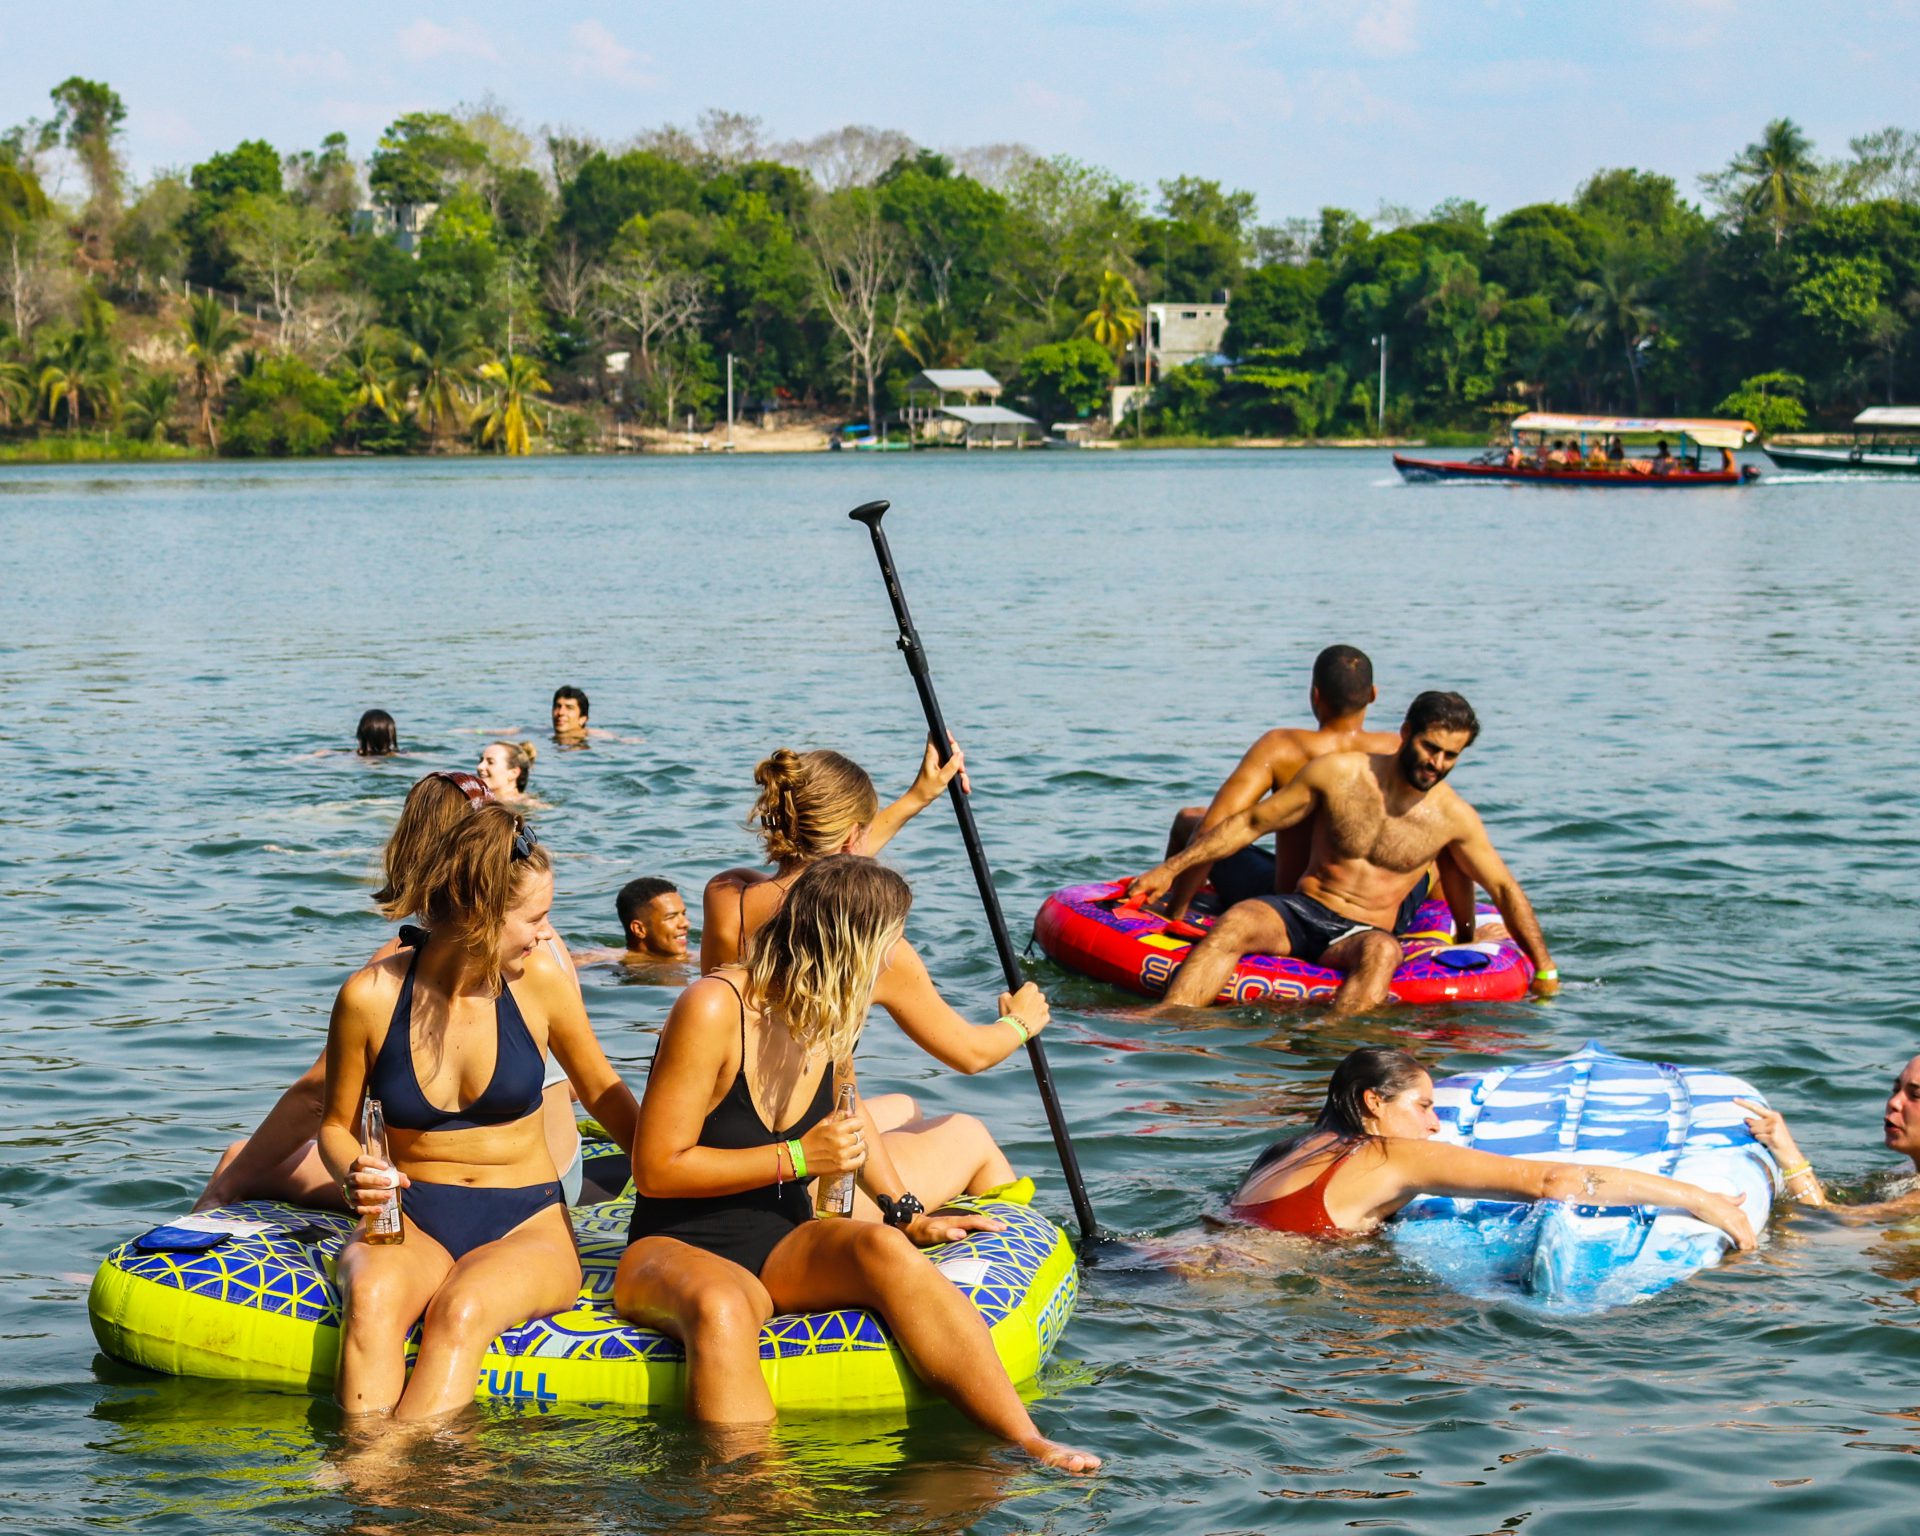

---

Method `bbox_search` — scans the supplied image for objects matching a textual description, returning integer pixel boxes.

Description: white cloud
[395,18,498,63]
[566,20,658,89]
[1352,0,1419,58]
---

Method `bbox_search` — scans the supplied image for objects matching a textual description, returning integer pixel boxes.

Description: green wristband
[786,1138,807,1180]
[999,1013,1030,1045]
[1537,967,1559,981]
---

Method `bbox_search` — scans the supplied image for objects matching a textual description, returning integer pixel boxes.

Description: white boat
[1763,406,1920,473]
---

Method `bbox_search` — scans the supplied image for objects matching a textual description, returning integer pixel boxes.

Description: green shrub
[223,356,348,456]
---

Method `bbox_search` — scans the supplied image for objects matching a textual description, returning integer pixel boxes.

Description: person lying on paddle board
[1739,1056,1920,1219]
[1127,691,1557,1014]
[1156,643,1474,935]
[1234,1047,1755,1248]
[614,855,1099,1473]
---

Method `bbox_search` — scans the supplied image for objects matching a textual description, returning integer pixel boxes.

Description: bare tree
[542,237,601,325]
[633,123,701,166]
[217,193,336,350]
[289,291,374,369]
[543,130,601,191]
[948,141,1035,191]
[1,220,78,338]
[592,250,707,419]
[697,110,767,169]
[780,125,915,191]
[807,189,904,430]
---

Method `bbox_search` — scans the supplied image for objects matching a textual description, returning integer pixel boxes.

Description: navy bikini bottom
[403,1179,567,1261]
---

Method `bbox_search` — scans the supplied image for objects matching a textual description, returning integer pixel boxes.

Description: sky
[5,0,1919,222]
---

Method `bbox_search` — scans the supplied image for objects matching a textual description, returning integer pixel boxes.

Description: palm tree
[36,326,118,430]
[1719,118,1823,249]
[1571,258,1658,410]
[470,351,551,456]
[121,371,177,443]
[1079,269,1143,356]
[893,307,973,369]
[182,294,247,450]
[339,335,402,439]
[397,311,480,445]
[0,350,30,428]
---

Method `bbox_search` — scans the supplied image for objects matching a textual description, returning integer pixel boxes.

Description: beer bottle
[814,1083,860,1218]
[362,1096,404,1245]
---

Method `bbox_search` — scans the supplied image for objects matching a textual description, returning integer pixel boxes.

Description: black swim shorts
[1250,890,1380,965]
[1217,857,1433,934]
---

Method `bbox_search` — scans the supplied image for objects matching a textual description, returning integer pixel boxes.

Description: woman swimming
[477,740,539,805]
[357,710,397,757]
[324,804,637,1421]
[196,772,585,1212]
[1231,1047,1755,1247]
[1739,1056,1920,1218]
[614,854,1098,1472]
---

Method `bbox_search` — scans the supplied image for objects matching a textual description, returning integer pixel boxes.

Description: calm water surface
[2,452,1918,1533]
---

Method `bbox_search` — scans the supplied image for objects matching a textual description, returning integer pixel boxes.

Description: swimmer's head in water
[618,876,689,958]
[1317,1047,1435,1140]
[745,854,909,1065]
[479,740,537,795]
[551,686,589,736]
[1310,645,1375,721]
[357,709,397,756]
[375,773,489,918]
[417,804,553,989]
[1885,1056,1920,1161]
[1399,691,1479,791]
[751,748,881,865]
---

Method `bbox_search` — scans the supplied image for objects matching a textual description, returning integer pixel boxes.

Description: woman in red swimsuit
[1232,1047,1756,1247]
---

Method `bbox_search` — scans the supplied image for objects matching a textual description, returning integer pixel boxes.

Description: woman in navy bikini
[616,854,1099,1473]
[320,804,638,1421]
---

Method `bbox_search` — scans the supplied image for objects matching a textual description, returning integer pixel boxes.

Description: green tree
[1017,336,1115,421]
[223,354,347,455]
[216,193,337,344]
[893,307,974,369]
[121,370,178,443]
[182,292,248,449]
[117,174,193,292]
[369,113,487,207]
[470,350,550,454]
[1407,251,1507,410]
[397,308,480,441]
[338,333,402,425]
[1571,257,1658,409]
[1223,262,1328,357]
[1,156,54,337]
[1705,118,1824,249]
[1715,370,1807,436]
[36,323,118,429]
[1079,269,1141,355]
[0,348,31,426]
[49,77,127,254]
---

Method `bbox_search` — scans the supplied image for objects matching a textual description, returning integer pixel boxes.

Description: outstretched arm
[871,938,1047,1074]
[1129,775,1319,910]
[864,736,969,854]
[1165,734,1304,916]
[1445,806,1556,995]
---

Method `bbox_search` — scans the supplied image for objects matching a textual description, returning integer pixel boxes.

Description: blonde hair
[749,749,880,864]
[491,738,537,791]
[744,854,910,1066]
[412,804,551,990]
[374,774,485,919]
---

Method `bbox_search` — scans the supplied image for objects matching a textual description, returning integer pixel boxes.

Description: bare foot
[1019,1436,1102,1474]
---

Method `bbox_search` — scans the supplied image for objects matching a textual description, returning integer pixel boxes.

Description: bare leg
[397,1204,582,1420]
[1159,899,1293,1008]
[853,1113,1016,1219]
[333,1220,454,1415]
[1165,805,1205,860]
[613,1238,775,1423]
[761,1221,1100,1472]
[864,1092,919,1134]
[1320,929,1404,1016]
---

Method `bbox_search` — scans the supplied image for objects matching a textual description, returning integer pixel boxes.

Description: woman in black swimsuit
[615,854,1099,1473]
[320,804,638,1422]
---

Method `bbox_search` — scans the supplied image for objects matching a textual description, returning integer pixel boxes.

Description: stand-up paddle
[849,499,1100,1250]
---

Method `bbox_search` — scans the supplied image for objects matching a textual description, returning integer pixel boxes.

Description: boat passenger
[477,739,539,805]
[1128,691,1557,1013]
[1232,1047,1756,1247]
[1606,434,1625,462]
[1156,644,1472,933]
[325,804,638,1421]
[1652,439,1674,475]
[1503,442,1525,469]
[613,855,1099,1473]
[1738,1057,1920,1219]
[195,772,586,1213]
[1586,439,1608,470]
[702,744,1037,1212]
[357,710,398,757]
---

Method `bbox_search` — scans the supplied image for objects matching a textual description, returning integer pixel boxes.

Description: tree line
[2,81,1916,456]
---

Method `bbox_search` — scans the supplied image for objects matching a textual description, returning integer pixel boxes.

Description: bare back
[1297,753,1468,928]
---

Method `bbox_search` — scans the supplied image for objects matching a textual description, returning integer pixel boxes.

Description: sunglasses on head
[431,770,491,809]
[510,819,539,862]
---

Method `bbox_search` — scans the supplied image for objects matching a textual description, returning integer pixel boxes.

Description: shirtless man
[1127,691,1557,1014]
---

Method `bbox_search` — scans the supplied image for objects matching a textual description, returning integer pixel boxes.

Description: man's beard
[1398,740,1451,790]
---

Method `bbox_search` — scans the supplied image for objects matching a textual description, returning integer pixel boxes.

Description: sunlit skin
[625,891,691,961]
[1232,1073,1754,1248]
[551,696,586,741]
[1739,1055,1920,1216]
[476,744,529,804]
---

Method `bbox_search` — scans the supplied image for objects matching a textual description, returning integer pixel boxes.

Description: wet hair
[489,739,537,791]
[373,773,491,918]
[356,709,397,757]
[749,749,881,864]
[617,876,678,933]
[413,803,551,991]
[1311,645,1374,716]
[1403,690,1480,746]
[1316,1047,1429,1137]
[552,685,589,720]
[744,854,910,1067]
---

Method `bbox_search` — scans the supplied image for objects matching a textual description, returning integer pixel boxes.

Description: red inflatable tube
[1033,880,1534,1007]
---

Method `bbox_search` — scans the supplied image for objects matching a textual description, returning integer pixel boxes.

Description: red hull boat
[1396,411,1760,487]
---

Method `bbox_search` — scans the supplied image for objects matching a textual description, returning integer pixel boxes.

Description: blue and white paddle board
[1391,1041,1779,1312]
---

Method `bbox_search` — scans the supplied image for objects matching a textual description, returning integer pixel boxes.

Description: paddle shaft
[848,500,1100,1248]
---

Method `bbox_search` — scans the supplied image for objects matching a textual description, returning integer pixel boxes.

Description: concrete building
[350,201,438,256]
[1147,301,1230,372]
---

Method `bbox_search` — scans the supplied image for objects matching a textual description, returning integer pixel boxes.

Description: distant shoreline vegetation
[3,84,1917,461]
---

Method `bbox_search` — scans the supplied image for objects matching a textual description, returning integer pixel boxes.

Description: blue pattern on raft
[106,1195,1070,1365]
[1391,1041,1780,1312]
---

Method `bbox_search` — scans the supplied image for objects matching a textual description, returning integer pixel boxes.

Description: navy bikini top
[368,943,545,1132]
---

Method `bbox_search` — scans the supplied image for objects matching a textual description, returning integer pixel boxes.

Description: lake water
[3,451,1918,1534]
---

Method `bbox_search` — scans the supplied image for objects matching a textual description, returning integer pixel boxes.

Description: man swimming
[551,685,591,745]
[1127,691,1557,1014]
[572,877,693,971]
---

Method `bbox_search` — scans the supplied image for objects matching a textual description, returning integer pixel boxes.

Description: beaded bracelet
[999,1014,1030,1045]
[1779,1161,1814,1182]
[787,1138,808,1180]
